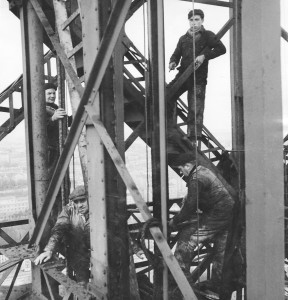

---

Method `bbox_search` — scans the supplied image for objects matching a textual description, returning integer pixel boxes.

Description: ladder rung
[0,127,10,132]
[0,107,20,114]
[124,60,144,65]
[202,147,221,153]
[61,8,80,31]
[68,41,83,59]
[134,76,145,81]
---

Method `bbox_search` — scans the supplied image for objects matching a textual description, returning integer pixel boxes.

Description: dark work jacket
[169,26,226,85]
[173,166,234,230]
[46,102,60,151]
[44,203,90,282]
[44,203,90,256]
[46,102,72,151]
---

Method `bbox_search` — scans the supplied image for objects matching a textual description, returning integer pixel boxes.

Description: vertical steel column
[224,1,245,298]
[78,0,108,297]
[19,0,49,296]
[99,0,130,297]
[80,0,130,298]
[242,0,284,298]
[230,0,244,161]
[147,0,168,298]
[20,0,49,219]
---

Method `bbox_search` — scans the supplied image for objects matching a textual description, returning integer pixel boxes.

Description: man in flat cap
[168,152,234,291]
[167,9,226,144]
[34,186,90,286]
[34,186,145,286]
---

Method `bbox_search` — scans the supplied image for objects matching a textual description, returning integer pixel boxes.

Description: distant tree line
[0,175,27,191]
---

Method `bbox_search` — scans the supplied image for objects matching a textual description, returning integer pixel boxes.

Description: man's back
[191,166,234,212]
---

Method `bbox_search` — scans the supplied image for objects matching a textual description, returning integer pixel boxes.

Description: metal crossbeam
[282,27,288,42]
[4,260,23,300]
[125,121,144,150]
[61,8,80,30]
[180,0,233,7]
[85,105,197,300]
[29,0,132,247]
[0,229,17,246]
[29,0,84,97]
[41,263,95,300]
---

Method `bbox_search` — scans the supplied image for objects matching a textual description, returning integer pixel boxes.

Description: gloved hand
[51,108,67,121]
[168,218,177,231]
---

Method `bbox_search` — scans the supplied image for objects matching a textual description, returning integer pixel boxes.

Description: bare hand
[169,62,177,71]
[168,219,176,230]
[51,108,67,121]
[195,55,205,69]
[34,251,53,265]
[135,250,145,260]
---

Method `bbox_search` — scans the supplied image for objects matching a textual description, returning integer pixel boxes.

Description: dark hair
[168,152,196,167]
[44,82,57,91]
[188,9,204,20]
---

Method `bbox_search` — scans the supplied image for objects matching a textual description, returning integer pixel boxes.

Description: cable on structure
[190,0,201,283]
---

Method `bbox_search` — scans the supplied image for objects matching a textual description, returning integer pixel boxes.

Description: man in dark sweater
[168,9,226,143]
[45,83,70,178]
[168,153,234,290]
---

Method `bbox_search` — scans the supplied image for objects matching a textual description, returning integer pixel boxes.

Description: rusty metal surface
[0,258,22,272]
[0,245,36,261]
[42,265,94,300]
[147,0,168,298]
[79,0,108,295]
[29,0,132,248]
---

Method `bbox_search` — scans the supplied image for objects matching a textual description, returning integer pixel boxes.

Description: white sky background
[0,0,287,149]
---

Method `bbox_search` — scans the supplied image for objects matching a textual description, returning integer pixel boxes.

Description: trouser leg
[174,226,198,277]
[211,230,228,284]
[187,85,206,140]
[70,253,90,286]
[166,73,189,128]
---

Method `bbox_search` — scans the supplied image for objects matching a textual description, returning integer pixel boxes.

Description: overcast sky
[0,0,287,150]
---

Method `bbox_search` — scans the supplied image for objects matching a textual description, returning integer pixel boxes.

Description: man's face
[73,198,89,214]
[189,15,203,31]
[45,88,56,103]
[178,162,194,177]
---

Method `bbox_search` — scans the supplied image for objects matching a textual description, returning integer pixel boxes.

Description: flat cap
[168,152,196,167]
[69,185,87,202]
[44,82,57,91]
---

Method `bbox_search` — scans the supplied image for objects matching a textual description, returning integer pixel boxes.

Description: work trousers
[166,72,206,139]
[174,220,229,284]
[187,85,206,140]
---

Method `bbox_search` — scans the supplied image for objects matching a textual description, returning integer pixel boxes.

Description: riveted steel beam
[242,0,284,298]
[85,105,197,300]
[29,0,132,248]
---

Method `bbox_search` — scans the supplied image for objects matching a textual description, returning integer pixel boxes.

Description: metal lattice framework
[0,0,286,299]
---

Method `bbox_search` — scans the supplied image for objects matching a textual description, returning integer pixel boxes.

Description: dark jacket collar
[46,102,58,110]
[186,164,197,183]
